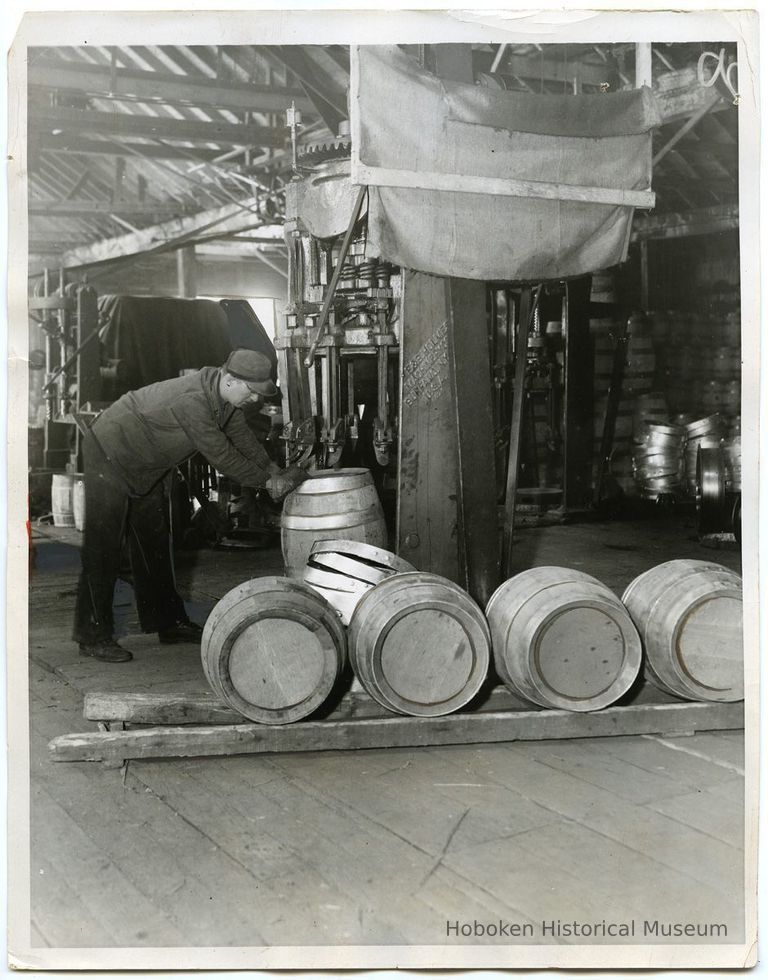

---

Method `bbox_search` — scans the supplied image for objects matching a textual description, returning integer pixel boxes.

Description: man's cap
[224,349,277,396]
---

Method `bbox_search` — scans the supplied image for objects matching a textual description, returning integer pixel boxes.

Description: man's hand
[265,463,307,502]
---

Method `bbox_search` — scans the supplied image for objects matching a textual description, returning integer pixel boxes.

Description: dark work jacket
[90,366,272,495]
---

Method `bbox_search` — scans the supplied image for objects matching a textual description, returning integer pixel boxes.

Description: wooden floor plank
[412,742,744,902]
[646,786,745,849]
[31,781,188,947]
[30,853,117,949]
[503,737,701,806]
[181,753,493,941]
[29,671,277,947]
[129,760,384,945]
[592,734,744,788]
[496,818,743,934]
[644,733,745,772]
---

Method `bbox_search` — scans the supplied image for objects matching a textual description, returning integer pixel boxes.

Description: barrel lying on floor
[486,566,643,712]
[201,576,347,725]
[622,559,743,702]
[349,571,491,716]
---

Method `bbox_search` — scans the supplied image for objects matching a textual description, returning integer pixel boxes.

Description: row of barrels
[201,555,744,726]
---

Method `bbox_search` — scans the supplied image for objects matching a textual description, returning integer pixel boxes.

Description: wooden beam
[56,199,266,270]
[29,58,314,114]
[30,106,287,148]
[353,162,655,209]
[635,43,653,88]
[493,53,610,89]
[28,199,190,217]
[268,46,347,132]
[49,697,744,764]
[34,135,227,162]
[652,90,723,166]
[631,204,738,241]
[655,81,726,125]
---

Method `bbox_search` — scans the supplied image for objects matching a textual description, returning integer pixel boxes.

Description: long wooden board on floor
[51,698,744,765]
[82,680,720,727]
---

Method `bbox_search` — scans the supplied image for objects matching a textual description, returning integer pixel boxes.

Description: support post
[501,286,533,578]
[635,43,653,88]
[562,277,594,510]
[176,245,197,298]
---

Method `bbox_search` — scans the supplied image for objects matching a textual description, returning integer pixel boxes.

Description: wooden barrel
[73,474,86,531]
[622,559,743,702]
[303,539,415,625]
[51,473,75,527]
[281,468,387,577]
[349,572,490,716]
[486,566,642,712]
[201,576,347,724]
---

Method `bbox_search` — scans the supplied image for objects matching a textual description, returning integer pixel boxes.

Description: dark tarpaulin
[98,295,233,396]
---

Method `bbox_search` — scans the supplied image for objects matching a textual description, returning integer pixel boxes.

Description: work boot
[158,620,204,645]
[79,639,133,663]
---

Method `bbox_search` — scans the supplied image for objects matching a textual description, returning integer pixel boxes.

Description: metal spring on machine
[338,260,358,290]
[357,259,377,287]
[375,261,393,288]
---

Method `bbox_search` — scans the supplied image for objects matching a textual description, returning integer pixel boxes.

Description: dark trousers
[73,433,187,644]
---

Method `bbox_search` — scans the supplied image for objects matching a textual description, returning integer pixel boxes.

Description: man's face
[220,374,264,408]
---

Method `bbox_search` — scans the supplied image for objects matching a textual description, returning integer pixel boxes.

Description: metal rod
[43,314,109,392]
[303,185,367,367]
[501,284,541,577]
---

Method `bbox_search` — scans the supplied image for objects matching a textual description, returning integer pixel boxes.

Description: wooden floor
[26,513,746,949]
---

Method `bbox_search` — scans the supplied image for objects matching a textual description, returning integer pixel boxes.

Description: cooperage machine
[278,127,400,482]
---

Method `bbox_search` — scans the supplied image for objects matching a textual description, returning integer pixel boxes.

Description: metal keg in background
[622,559,743,702]
[723,436,742,492]
[632,422,685,498]
[683,414,727,494]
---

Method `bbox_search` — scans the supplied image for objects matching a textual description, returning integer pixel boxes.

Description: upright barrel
[201,576,347,725]
[51,473,75,528]
[349,572,490,716]
[622,559,743,702]
[281,468,387,577]
[486,567,642,712]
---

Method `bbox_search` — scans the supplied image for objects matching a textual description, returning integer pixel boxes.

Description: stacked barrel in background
[632,419,686,500]
[590,268,741,498]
